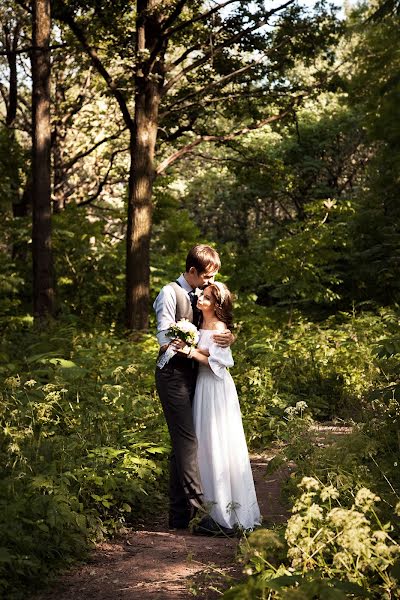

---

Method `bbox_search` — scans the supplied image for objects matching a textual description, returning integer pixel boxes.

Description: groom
[154,245,234,534]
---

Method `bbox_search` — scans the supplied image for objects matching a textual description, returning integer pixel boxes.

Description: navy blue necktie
[188,290,197,310]
[189,290,201,326]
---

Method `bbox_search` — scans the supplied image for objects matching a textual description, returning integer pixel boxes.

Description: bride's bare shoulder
[213,321,227,332]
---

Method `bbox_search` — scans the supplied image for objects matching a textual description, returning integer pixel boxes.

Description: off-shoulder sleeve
[208,342,234,379]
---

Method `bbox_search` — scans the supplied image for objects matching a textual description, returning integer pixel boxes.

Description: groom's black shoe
[192,515,236,537]
[168,517,190,530]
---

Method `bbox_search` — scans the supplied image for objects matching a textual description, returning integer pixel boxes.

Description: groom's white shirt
[153,274,194,346]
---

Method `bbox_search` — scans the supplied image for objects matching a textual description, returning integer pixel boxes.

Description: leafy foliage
[228,480,400,599]
[0,319,168,597]
[226,307,400,599]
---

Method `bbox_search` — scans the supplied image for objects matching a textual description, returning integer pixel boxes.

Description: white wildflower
[292,491,317,513]
[320,485,340,501]
[333,551,352,569]
[388,545,400,558]
[327,507,368,530]
[284,406,296,418]
[24,379,37,388]
[339,527,371,555]
[299,476,321,491]
[307,503,324,521]
[287,546,303,568]
[354,488,380,512]
[285,514,306,545]
[4,375,21,389]
[41,383,57,393]
[45,391,61,402]
[372,530,388,542]
[8,442,20,453]
[374,543,391,558]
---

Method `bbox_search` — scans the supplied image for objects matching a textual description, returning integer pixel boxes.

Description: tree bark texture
[126,0,165,330]
[31,0,55,320]
[3,19,22,213]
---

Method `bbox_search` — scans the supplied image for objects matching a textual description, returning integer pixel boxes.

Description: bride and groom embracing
[154,245,261,536]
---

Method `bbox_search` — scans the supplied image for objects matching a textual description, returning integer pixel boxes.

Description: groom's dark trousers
[156,354,204,527]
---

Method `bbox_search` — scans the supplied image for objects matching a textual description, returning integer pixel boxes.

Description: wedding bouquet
[157,319,199,369]
[168,319,199,346]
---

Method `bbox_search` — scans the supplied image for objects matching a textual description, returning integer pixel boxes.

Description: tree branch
[156,109,293,175]
[165,44,199,72]
[165,0,241,38]
[54,2,134,131]
[154,0,241,74]
[0,82,8,108]
[0,43,68,56]
[147,0,188,72]
[277,197,295,220]
[187,150,275,169]
[161,90,273,119]
[52,67,93,138]
[161,0,189,32]
[76,146,129,207]
[163,0,295,91]
[76,160,116,208]
[63,130,126,172]
[162,54,267,111]
[158,119,197,144]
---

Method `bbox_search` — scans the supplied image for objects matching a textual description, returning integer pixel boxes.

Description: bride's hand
[176,345,192,356]
[170,339,189,353]
[213,330,235,348]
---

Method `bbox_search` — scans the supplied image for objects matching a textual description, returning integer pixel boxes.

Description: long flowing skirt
[193,366,261,530]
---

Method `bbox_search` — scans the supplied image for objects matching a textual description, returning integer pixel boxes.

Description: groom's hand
[213,330,235,348]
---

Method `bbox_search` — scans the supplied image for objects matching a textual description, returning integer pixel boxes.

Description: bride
[175,282,261,531]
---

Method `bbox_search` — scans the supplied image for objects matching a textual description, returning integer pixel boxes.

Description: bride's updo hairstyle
[207,282,233,329]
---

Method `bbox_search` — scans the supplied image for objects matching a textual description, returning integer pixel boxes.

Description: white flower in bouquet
[167,319,199,347]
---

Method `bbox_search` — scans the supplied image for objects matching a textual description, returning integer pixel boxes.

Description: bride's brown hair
[207,282,233,329]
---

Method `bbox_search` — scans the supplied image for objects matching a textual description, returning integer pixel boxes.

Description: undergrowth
[225,305,400,599]
[0,317,168,598]
[1,302,400,598]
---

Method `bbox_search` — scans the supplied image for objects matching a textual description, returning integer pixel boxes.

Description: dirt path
[34,454,289,600]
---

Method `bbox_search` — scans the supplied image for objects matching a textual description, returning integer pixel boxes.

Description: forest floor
[34,425,351,600]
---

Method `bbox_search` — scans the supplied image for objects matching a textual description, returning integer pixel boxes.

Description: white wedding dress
[193,329,261,530]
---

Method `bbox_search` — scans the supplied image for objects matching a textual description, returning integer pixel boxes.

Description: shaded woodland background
[0,0,399,598]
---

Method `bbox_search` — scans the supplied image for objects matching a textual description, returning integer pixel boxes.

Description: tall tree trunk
[31,0,55,320]
[4,20,23,214]
[126,0,164,330]
[3,17,32,261]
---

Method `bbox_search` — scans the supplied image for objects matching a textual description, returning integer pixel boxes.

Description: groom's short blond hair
[186,245,221,274]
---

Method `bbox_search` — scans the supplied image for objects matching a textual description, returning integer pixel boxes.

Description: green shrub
[0,319,168,598]
[227,478,400,599]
